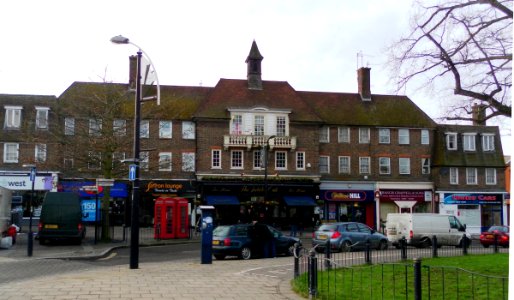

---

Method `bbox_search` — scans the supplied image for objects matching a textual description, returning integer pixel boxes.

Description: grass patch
[292,253,508,299]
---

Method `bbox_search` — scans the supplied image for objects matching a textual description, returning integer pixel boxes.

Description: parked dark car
[479,225,509,248]
[212,223,301,260]
[312,222,388,252]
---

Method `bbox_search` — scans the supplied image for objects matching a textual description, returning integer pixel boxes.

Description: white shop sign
[0,175,56,191]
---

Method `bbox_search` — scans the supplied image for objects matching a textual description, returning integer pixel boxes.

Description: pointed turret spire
[245,40,264,90]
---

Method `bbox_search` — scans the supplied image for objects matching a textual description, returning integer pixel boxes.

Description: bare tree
[388,0,512,123]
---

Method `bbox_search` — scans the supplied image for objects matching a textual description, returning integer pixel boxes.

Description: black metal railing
[292,235,509,299]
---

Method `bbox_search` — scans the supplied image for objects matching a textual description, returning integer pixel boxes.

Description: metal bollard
[462,234,468,255]
[324,239,331,269]
[413,258,422,300]
[293,243,300,278]
[432,235,438,258]
[365,239,371,264]
[308,249,318,298]
[401,237,407,260]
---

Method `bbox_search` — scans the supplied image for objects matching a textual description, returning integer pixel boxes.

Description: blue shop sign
[61,181,128,198]
[443,193,503,205]
[81,199,99,222]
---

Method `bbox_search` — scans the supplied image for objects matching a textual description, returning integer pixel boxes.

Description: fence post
[324,239,331,269]
[494,234,499,253]
[294,243,300,278]
[401,237,407,260]
[462,234,468,255]
[432,235,438,258]
[308,249,318,298]
[413,257,422,300]
[365,239,371,264]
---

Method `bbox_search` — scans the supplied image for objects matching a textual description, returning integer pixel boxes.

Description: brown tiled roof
[59,82,212,120]
[433,124,505,167]
[193,79,323,123]
[297,91,437,128]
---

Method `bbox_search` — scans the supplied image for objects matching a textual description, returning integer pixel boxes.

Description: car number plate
[319,234,328,240]
[486,234,494,239]
[45,224,58,229]
[212,240,220,245]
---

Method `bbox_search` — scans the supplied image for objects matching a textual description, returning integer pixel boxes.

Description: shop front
[198,180,318,230]
[60,181,128,225]
[139,180,196,227]
[0,171,58,220]
[437,192,506,235]
[320,187,376,229]
[376,188,434,231]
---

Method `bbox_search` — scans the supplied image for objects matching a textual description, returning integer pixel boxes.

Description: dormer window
[35,106,49,130]
[446,132,457,150]
[4,106,22,129]
[463,133,476,151]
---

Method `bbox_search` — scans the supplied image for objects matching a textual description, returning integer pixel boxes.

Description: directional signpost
[129,165,136,181]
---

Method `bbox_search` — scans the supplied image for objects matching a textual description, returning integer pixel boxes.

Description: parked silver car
[312,222,388,252]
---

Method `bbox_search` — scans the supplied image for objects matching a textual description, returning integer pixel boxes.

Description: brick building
[0,41,508,233]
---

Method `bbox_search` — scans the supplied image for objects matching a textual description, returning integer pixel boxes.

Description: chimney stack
[472,103,487,125]
[357,67,371,101]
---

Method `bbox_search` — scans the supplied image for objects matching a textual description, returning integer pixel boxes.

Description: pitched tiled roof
[194,79,322,123]
[59,82,212,120]
[297,91,437,128]
[433,124,505,167]
[0,93,57,103]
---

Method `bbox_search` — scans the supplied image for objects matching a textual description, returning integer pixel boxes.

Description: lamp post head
[110,35,130,44]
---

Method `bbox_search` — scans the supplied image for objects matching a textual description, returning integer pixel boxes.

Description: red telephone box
[154,197,189,239]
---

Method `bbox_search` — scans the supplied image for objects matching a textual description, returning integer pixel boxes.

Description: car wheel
[240,247,252,260]
[287,244,296,256]
[419,237,431,248]
[314,246,324,253]
[340,241,352,252]
[377,240,388,250]
[214,254,226,260]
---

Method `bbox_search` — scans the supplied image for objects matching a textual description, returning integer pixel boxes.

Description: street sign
[29,168,36,182]
[129,164,137,181]
[81,185,103,194]
[97,178,115,187]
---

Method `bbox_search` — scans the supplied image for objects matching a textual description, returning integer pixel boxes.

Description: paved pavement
[0,230,307,300]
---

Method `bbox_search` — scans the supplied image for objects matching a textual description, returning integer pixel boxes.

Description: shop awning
[284,196,316,206]
[206,195,240,205]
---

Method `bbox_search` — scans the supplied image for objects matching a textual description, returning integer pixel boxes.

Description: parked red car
[479,225,509,248]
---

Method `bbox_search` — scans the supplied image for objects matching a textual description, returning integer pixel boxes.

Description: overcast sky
[1,0,511,155]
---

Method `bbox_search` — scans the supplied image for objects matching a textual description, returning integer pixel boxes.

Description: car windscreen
[213,226,231,237]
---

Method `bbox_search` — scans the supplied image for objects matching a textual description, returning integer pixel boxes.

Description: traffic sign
[129,164,137,181]
[97,178,115,187]
[29,168,36,182]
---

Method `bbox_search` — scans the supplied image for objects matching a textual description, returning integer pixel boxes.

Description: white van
[386,213,470,248]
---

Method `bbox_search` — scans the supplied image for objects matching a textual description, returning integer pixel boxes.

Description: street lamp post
[23,164,36,257]
[263,135,276,204]
[111,35,160,269]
